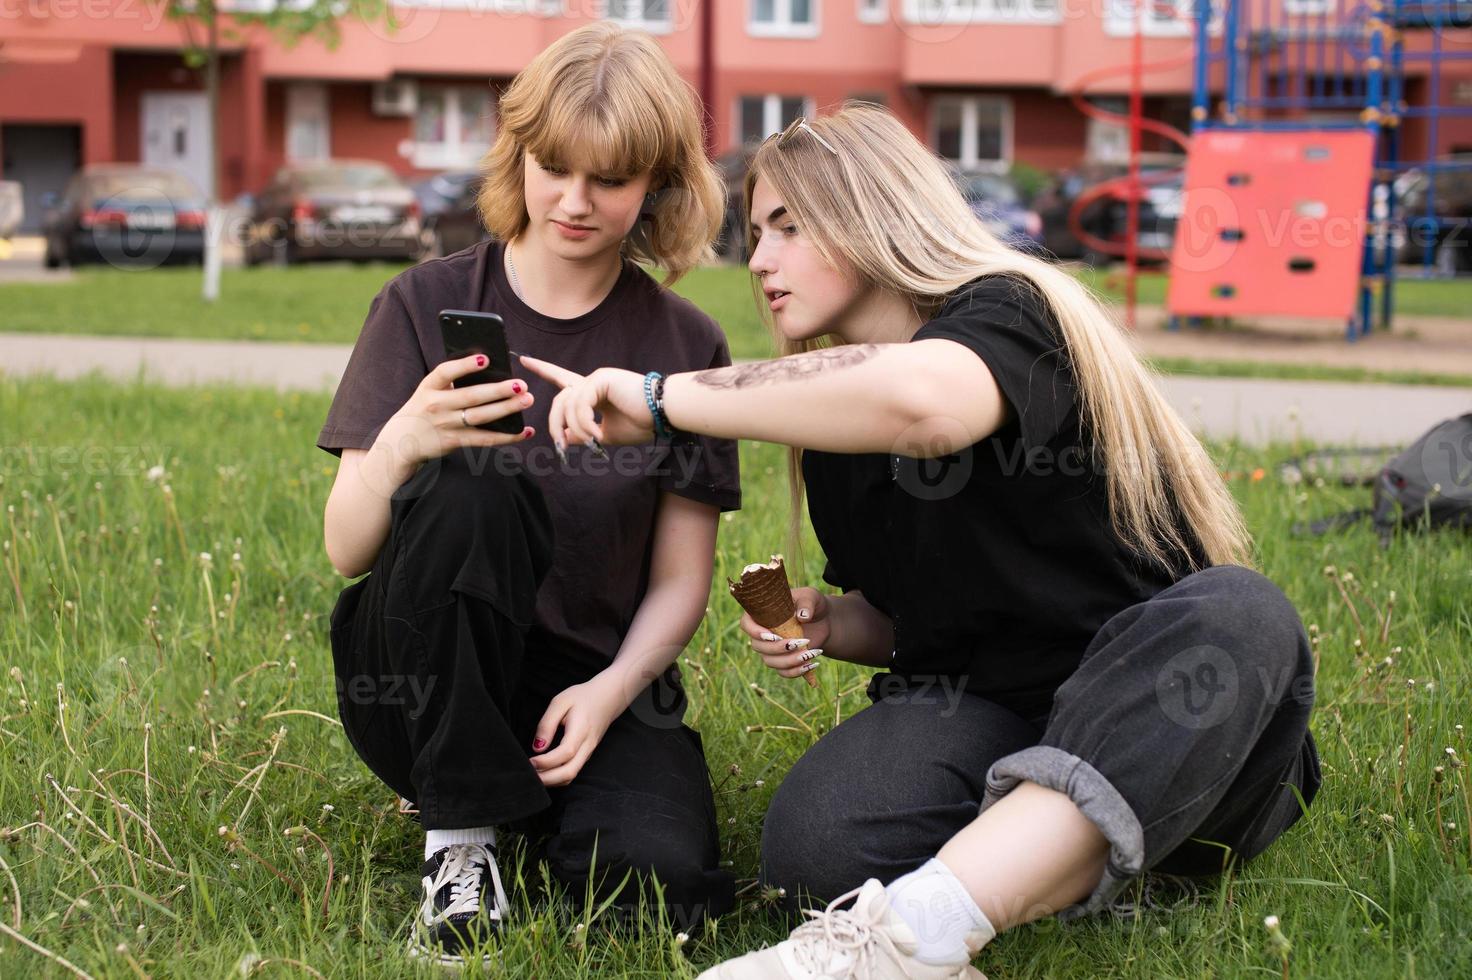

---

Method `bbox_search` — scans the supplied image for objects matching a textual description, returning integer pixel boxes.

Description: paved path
[3,332,1468,447]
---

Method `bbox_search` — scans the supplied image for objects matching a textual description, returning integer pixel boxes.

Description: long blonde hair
[478,22,724,285]
[747,104,1252,573]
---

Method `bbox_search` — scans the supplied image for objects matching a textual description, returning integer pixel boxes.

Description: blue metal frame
[1190,0,1469,340]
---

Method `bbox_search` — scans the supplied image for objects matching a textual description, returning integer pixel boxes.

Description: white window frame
[929,94,1012,172]
[412,85,495,170]
[1104,0,1222,37]
[748,0,821,38]
[390,0,560,13]
[858,0,887,23]
[285,82,332,163]
[604,0,674,33]
[902,0,1062,25]
[734,94,816,146]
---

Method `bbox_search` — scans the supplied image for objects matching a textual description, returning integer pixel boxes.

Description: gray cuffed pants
[760,565,1321,919]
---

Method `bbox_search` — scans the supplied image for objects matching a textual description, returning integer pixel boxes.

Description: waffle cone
[729,556,818,688]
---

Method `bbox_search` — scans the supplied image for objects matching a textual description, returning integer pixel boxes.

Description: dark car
[414,169,479,220]
[1395,155,1472,274]
[416,170,489,259]
[244,160,423,266]
[714,147,757,261]
[958,171,1044,253]
[1033,154,1185,264]
[42,165,206,269]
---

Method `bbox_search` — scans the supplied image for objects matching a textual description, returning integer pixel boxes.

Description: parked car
[413,169,479,220]
[244,160,422,266]
[1033,154,1185,263]
[958,170,1044,253]
[1395,155,1472,274]
[0,181,22,241]
[415,170,489,259]
[41,164,206,268]
[714,147,757,261]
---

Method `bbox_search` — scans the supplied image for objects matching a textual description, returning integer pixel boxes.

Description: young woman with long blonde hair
[524,104,1320,980]
[318,23,740,965]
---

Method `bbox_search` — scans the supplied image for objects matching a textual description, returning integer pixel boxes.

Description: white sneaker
[697,879,989,980]
[408,842,508,968]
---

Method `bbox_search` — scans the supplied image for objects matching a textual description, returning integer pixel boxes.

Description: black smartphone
[438,309,524,436]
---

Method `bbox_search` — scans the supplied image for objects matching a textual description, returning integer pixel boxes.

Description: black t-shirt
[318,240,742,693]
[802,275,1190,720]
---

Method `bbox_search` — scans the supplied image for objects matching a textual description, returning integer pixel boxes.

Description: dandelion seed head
[1264,915,1280,930]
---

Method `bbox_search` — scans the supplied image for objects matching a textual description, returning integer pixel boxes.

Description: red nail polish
[522,427,535,439]
[532,738,546,750]
[476,355,487,367]
[511,382,522,394]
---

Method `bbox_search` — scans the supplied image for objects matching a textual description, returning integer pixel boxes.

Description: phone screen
[438,309,524,436]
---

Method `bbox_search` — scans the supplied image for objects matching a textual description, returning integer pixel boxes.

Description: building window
[749,0,820,37]
[285,83,331,163]
[903,0,1061,25]
[1104,0,1221,36]
[413,85,494,169]
[930,95,1010,171]
[858,0,886,22]
[737,94,812,146]
[606,0,672,32]
[1085,96,1128,163]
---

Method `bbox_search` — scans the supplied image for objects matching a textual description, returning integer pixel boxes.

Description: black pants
[761,565,1322,918]
[328,448,734,929]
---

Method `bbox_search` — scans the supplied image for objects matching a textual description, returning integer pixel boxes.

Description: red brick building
[3,0,1470,231]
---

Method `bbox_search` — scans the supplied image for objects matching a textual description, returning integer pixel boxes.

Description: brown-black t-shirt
[802,275,1195,720]
[318,240,742,691]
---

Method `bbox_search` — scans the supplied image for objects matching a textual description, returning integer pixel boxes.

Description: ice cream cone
[729,555,818,688]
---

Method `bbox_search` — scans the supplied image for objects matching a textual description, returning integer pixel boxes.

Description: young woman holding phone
[317,23,740,965]
[522,104,1320,980]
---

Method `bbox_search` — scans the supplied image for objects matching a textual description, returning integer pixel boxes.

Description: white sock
[885,858,997,966]
[424,826,496,861]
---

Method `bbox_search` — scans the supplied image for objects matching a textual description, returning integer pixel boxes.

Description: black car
[1395,155,1472,274]
[42,165,207,269]
[1033,155,1185,264]
[714,147,757,261]
[244,160,423,266]
[416,170,489,260]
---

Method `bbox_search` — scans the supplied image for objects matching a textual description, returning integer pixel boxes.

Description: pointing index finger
[517,354,584,390]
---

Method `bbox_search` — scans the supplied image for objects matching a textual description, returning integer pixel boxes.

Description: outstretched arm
[522,340,1008,459]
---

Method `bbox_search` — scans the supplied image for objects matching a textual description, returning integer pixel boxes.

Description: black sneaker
[409,842,507,967]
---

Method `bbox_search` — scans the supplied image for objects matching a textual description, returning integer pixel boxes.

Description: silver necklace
[506,240,523,299]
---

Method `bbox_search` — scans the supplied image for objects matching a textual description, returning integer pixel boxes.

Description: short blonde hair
[478,22,723,285]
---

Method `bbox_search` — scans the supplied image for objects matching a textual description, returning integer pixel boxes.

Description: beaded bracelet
[643,371,676,440]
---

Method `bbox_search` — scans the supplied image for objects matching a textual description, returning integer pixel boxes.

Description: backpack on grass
[1291,414,1472,541]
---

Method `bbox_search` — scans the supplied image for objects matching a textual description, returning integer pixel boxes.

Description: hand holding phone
[439,309,525,437]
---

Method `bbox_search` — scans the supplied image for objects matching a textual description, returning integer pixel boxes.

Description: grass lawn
[2,374,1470,977]
[0,262,778,362]
[4,262,1472,384]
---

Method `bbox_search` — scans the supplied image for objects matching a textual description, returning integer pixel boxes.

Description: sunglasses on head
[764,116,839,156]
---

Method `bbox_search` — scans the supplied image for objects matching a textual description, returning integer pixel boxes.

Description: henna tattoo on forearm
[692,345,882,390]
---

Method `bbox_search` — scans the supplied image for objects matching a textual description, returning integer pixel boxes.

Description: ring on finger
[460,408,471,428]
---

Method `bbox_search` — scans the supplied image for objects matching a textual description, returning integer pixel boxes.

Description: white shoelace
[788,886,905,980]
[421,842,508,927]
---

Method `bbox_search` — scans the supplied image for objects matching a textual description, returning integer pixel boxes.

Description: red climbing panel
[1166,130,1375,321]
